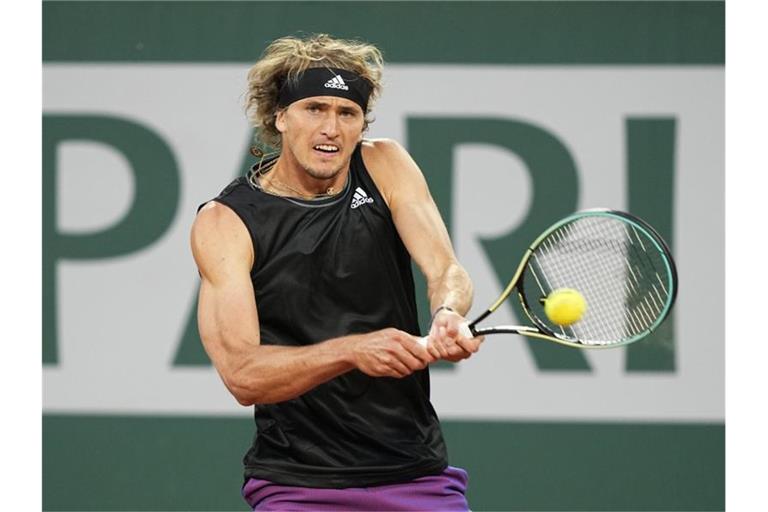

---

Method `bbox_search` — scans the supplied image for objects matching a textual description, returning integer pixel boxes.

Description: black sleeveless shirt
[208,144,448,488]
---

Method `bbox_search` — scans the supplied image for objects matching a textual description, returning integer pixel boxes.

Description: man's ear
[275,109,287,133]
[357,121,366,142]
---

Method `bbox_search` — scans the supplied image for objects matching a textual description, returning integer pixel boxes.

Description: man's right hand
[351,328,436,378]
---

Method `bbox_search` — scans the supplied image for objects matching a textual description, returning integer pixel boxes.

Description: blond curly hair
[245,34,384,149]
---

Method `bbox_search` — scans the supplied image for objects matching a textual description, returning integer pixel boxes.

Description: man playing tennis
[191,34,483,511]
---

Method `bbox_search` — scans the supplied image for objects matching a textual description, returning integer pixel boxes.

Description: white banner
[43,65,724,421]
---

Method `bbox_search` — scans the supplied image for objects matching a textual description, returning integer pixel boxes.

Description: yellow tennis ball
[544,288,587,326]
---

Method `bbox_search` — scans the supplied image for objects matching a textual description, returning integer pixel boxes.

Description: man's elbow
[231,384,257,406]
[219,357,292,406]
[230,383,285,406]
[229,378,294,406]
[223,371,262,406]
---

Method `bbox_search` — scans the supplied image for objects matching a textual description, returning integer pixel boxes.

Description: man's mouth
[313,144,340,154]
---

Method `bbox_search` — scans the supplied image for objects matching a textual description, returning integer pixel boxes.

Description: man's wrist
[430,305,456,324]
[332,335,361,370]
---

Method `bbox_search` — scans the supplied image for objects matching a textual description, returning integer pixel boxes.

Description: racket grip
[417,322,473,348]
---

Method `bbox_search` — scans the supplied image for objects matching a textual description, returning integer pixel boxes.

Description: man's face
[275,96,366,181]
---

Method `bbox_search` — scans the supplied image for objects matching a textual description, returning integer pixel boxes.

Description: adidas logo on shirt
[324,75,350,91]
[351,187,374,209]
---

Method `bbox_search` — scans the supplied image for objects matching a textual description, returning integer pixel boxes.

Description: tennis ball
[544,288,587,326]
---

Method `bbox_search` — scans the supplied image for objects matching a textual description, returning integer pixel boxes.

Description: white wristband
[417,321,473,348]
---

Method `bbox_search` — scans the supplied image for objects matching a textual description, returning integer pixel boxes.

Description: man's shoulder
[360,138,412,177]
[359,138,423,207]
[193,200,245,236]
[361,137,406,158]
[191,200,254,275]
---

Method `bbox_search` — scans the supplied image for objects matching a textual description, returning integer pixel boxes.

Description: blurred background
[42,1,724,510]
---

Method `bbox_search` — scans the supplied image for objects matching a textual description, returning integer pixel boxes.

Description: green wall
[44,416,724,511]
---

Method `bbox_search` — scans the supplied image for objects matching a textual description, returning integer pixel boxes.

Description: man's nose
[320,113,340,137]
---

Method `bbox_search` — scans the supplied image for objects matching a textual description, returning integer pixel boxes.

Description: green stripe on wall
[43,415,724,511]
[43,1,724,63]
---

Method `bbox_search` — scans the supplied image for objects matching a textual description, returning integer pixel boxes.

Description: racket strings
[583,217,666,341]
[628,224,669,317]
[579,219,645,339]
[531,221,618,342]
[582,217,671,340]
[560,221,627,341]
[541,218,631,343]
[581,218,657,339]
[522,215,673,345]
[622,223,672,329]
[527,252,573,339]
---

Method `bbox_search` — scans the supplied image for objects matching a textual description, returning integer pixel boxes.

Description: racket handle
[417,322,473,348]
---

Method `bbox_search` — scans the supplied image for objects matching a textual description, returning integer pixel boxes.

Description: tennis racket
[419,209,678,349]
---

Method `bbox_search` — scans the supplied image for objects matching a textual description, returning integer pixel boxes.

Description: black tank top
[208,144,448,488]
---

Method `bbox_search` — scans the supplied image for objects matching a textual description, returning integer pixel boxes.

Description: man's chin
[304,159,348,180]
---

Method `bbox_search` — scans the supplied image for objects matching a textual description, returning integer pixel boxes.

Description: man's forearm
[225,336,357,406]
[427,262,473,316]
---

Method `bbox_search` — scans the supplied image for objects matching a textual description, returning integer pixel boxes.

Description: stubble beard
[303,161,346,181]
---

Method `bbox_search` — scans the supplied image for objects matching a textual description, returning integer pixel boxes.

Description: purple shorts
[242,466,469,511]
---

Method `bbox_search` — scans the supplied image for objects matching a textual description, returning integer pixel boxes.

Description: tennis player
[191,34,483,511]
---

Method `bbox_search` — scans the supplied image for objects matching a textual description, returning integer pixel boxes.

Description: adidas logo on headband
[324,75,349,91]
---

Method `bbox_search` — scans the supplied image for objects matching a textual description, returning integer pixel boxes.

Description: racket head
[516,209,678,348]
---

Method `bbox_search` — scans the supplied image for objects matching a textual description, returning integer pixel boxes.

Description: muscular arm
[191,202,432,405]
[362,139,482,359]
